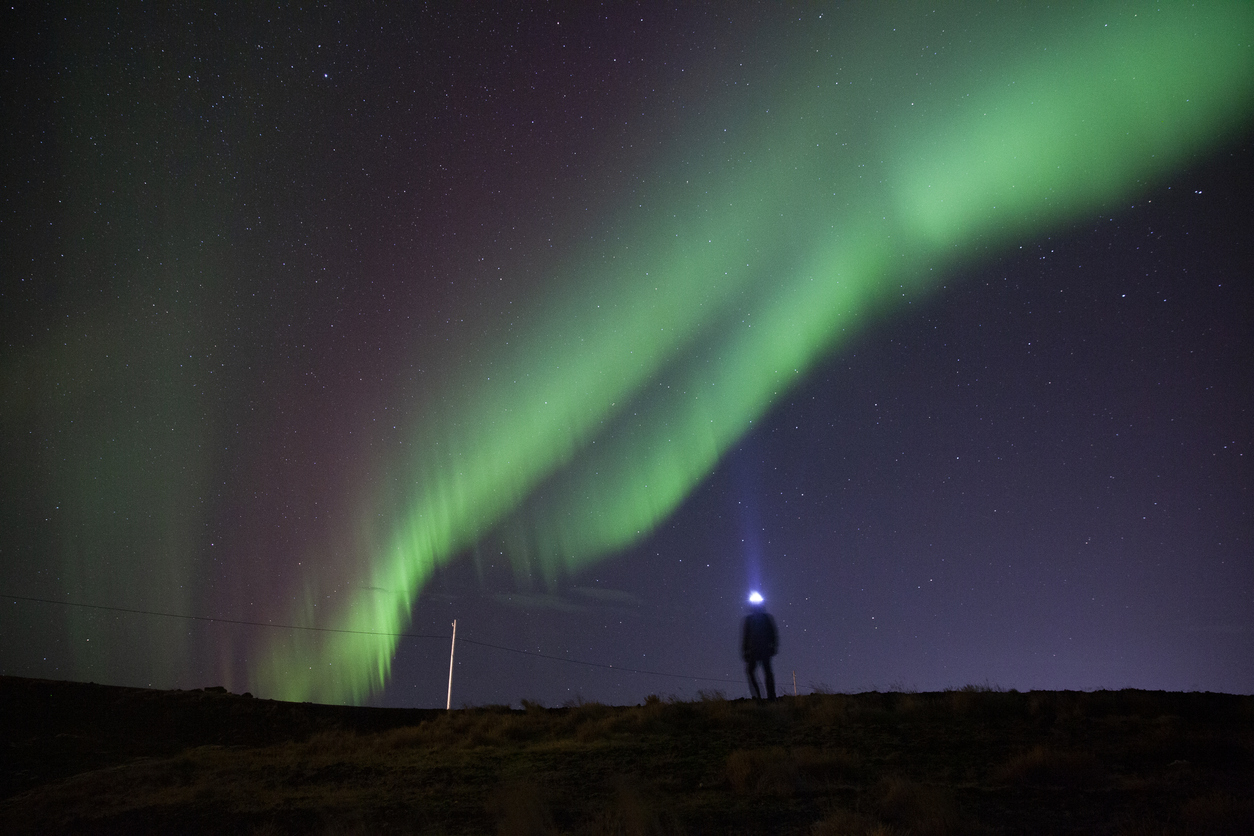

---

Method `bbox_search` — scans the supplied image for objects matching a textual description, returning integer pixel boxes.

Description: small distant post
[446,619,457,710]
[792,670,797,697]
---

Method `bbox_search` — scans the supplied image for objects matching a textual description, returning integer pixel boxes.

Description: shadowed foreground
[2,676,1251,835]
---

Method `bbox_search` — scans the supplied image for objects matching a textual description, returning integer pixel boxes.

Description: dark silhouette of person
[741,594,778,700]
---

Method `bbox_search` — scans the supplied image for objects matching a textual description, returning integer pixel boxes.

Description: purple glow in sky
[2,3,1251,707]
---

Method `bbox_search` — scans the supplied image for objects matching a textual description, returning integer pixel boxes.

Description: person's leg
[745,660,762,700]
[763,658,776,700]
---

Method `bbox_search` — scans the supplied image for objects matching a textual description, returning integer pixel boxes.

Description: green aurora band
[255,3,1254,703]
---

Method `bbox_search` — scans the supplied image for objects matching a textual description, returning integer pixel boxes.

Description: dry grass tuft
[249,821,286,836]
[297,730,379,765]
[892,693,933,717]
[726,746,859,796]
[1179,791,1254,836]
[795,746,860,784]
[486,779,556,836]
[574,713,621,742]
[1113,792,1254,836]
[726,747,798,796]
[579,774,685,836]
[811,806,894,836]
[379,704,571,750]
[873,775,963,836]
[1115,815,1173,836]
[805,693,853,727]
[943,684,1023,721]
[993,744,1105,789]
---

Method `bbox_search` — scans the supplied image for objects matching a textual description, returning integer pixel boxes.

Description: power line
[3,593,449,640]
[3,593,734,685]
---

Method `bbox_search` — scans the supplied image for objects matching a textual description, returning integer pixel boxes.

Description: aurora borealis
[3,3,1253,706]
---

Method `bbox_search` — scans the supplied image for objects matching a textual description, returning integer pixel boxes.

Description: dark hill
[2,676,1251,835]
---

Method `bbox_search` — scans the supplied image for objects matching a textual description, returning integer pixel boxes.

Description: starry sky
[2,2,1252,708]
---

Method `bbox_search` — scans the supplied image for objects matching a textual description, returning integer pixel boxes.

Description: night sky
[2,3,1252,709]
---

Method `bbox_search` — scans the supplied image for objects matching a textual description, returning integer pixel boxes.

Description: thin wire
[3,593,735,684]
[3,593,448,639]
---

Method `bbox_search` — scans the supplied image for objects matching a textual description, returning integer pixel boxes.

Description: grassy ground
[2,676,1251,834]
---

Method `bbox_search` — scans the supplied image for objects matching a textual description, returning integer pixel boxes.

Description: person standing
[741,592,778,701]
